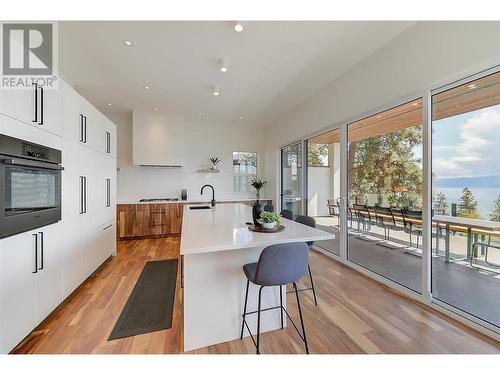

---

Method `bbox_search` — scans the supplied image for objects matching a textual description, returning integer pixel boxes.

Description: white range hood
[132,110,184,167]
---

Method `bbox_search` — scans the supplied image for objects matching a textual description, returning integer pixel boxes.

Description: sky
[432,104,500,179]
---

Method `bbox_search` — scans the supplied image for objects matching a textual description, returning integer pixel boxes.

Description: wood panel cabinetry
[117,204,183,239]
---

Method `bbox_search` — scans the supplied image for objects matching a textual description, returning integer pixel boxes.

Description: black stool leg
[293,282,309,354]
[256,286,264,354]
[308,264,318,306]
[240,279,250,340]
[279,285,284,329]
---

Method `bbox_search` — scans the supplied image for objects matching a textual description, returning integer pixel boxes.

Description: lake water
[434,187,500,219]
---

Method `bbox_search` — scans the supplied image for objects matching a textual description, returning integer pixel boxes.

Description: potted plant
[259,211,281,229]
[250,177,267,199]
[209,157,221,171]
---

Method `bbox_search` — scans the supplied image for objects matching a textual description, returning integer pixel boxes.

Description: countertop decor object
[259,211,281,229]
[250,177,267,199]
[248,224,285,233]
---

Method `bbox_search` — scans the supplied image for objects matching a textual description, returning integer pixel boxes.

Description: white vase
[262,221,276,229]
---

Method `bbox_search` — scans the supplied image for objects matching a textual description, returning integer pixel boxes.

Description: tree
[308,144,328,167]
[490,195,500,222]
[433,191,448,215]
[457,187,481,219]
[348,125,423,207]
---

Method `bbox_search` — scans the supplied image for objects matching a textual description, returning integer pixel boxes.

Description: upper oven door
[0,157,63,238]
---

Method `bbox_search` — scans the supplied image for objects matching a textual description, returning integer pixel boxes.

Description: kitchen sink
[189,205,212,210]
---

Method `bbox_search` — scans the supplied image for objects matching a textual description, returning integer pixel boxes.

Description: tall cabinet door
[62,81,83,143]
[39,87,62,136]
[60,139,84,298]
[34,224,63,325]
[0,233,37,353]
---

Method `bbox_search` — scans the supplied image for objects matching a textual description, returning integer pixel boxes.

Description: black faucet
[201,184,216,207]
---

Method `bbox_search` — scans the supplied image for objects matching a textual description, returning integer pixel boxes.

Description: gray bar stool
[294,215,318,306]
[240,242,310,354]
[280,209,293,220]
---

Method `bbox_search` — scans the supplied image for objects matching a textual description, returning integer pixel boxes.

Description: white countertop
[180,203,335,255]
[117,198,272,205]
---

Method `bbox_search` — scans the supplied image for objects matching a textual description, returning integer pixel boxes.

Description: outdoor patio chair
[470,239,500,272]
[352,204,375,240]
[327,199,340,228]
[374,206,398,246]
[401,209,446,254]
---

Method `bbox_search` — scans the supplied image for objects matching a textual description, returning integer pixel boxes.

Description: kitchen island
[180,203,335,351]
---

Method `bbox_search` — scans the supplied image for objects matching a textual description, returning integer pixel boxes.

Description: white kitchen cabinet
[1,78,117,353]
[0,86,35,125]
[132,110,184,166]
[0,84,62,136]
[0,114,62,151]
[33,223,63,326]
[0,232,37,353]
[61,81,83,143]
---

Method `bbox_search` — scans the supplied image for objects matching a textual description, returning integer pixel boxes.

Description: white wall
[264,21,500,207]
[307,167,331,216]
[111,112,266,202]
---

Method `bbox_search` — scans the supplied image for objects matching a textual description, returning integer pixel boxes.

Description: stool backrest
[280,209,293,220]
[295,215,316,247]
[254,242,309,286]
[263,204,274,212]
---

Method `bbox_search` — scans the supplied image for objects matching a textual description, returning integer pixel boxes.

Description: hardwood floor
[13,237,500,354]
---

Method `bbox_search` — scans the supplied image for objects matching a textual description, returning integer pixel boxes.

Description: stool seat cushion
[243,262,258,282]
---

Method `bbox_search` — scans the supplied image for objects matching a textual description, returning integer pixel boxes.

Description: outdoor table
[433,215,500,263]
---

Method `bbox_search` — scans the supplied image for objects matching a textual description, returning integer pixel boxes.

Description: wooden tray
[248,224,285,233]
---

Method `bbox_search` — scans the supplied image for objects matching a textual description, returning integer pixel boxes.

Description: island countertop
[180,203,335,255]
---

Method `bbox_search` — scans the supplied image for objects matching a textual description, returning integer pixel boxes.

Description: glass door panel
[281,142,304,217]
[431,70,500,328]
[307,128,342,256]
[347,99,424,293]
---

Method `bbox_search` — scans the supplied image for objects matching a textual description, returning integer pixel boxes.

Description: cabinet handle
[106,132,111,153]
[84,116,87,143]
[80,176,87,214]
[106,178,111,207]
[79,114,84,142]
[38,232,44,270]
[32,234,38,274]
[32,83,38,123]
[38,87,44,125]
[102,224,113,231]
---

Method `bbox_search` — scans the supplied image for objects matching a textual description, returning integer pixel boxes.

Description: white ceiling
[58,21,414,128]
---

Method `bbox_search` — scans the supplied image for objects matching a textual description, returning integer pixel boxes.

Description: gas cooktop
[139,198,179,202]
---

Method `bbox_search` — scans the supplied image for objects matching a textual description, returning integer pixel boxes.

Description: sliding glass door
[281,142,305,217]
[346,99,424,293]
[306,128,342,256]
[431,69,500,329]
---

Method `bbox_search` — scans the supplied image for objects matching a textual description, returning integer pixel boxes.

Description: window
[347,99,423,293]
[431,70,500,328]
[308,143,329,167]
[233,152,257,193]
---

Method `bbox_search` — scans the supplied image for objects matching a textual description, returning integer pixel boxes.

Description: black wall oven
[0,134,63,238]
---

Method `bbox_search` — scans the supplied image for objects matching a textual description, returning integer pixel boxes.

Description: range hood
[132,110,184,167]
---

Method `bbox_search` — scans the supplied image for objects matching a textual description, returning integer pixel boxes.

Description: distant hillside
[434,175,500,188]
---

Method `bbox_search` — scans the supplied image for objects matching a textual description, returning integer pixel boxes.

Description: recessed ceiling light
[239,116,243,120]
[107,103,112,106]
[154,107,158,111]
[219,58,228,73]
[234,22,244,33]
[144,85,150,90]
[213,86,220,96]
[123,40,133,47]
[197,112,203,116]
[467,83,477,89]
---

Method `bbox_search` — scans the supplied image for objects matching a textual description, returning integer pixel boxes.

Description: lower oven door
[0,158,62,238]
